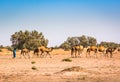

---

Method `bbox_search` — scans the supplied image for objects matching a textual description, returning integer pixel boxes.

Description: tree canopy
[59,35,120,50]
[10,30,48,50]
[59,35,97,50]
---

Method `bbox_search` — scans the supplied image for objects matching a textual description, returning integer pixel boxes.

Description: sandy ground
[0,49,120,82]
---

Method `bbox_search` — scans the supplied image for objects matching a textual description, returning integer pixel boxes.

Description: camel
[33,48,40,57]
[40,47,54,58]
[105,47,116,58]
[20,48,30,58]
[117,47,120,52]
[33,46,53,58]
[71,45,84,58]
[86,46,97,58]
[33,46,46,57]
[86,46,106,58]
[97,46,106,57]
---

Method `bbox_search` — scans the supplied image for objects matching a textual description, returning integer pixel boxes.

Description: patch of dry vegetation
[61,66,86,72]
[62,58,72,62]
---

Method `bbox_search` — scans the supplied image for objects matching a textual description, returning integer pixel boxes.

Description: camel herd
[71,45,118,58]
[20,45,119,59]
[20,46,53,58]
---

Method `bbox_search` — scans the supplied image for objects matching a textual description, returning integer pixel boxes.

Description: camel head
[49,47,54,52]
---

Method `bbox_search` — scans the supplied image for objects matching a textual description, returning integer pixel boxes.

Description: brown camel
[33,46,46,57]
[86,46,97,58]
[97,46,106,57]
[33,46,53,58]
[33,48,40,57]
[21,48,30,58]
[118,47,120,52]
[105,47,116,58]
[86,46,106,58]
[71,45,84,58]
[40,47,53,58]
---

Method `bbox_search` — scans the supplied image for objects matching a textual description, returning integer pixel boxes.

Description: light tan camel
[71,45,84,58]
[21,48,30,58]
[40,47,53,58]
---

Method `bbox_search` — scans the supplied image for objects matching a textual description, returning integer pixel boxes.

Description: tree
[10,30,48,50]
[87,36,97,46]
[59,35,97,50]
[99,41,119,48]
[59,41,71,50]
[67,37,79,46]
[77,35,88,47]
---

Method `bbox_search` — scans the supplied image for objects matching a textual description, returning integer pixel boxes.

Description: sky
[0,0,120,47]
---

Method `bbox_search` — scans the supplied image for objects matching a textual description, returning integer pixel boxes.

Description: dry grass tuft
[61,66,85,72]
[62,58,72,62]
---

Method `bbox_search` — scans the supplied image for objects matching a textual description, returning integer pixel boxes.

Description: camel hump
[79,45,83,49]
[91,46,97,49]
[98,46,105,50]
[38,46,46,50]
[75,46,80,49]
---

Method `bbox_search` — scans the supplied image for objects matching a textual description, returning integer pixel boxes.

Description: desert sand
[0,49,120,82]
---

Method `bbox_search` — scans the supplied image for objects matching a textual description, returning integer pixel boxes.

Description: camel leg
[71,48,74,58]
[78,50,81,58]
[88,51,91,58]
[102,52,105,58]
[86,51,89,58]
[86,49,91,58]
[75,50,77,58]
[40,51,44,58]
[94,52,97,58]
[47,52,52,58]
[94,49,97,58]
[106,52,109,58]
[71,50,74,58]
[110,52,113,58]
[86,52,87,58]
[24,53,26,59]
[27,53,30,59]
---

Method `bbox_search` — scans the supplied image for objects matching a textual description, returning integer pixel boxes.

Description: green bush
[5,46,13,51]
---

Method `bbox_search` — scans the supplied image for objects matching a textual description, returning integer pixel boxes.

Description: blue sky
[0,0,120,47]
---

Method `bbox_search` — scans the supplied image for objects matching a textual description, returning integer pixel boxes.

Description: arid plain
[0,48,120,82]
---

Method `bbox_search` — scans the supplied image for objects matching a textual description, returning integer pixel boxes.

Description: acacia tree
[87,36,97,46]
[99,41,119,48]
[10,30,48,50]
[59,35,97,49]
[77,35,88,47]
[59,41,70,50]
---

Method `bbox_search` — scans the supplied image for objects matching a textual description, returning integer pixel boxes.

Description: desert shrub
[31,66,37,70]
[31,61,36,64]
[6,46,13,51]
[61,66,85,72]
[62,58,72,62]
[0,49,2,52]
[77,76,86,80]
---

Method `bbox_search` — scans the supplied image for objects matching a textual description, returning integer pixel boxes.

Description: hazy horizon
[0,0,120,47]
